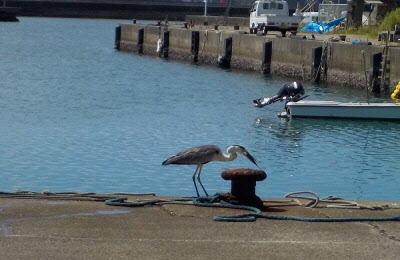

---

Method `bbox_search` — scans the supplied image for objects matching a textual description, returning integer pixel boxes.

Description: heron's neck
[219,151,237,162]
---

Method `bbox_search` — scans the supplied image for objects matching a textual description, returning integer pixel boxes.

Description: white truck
[249,0,303,36]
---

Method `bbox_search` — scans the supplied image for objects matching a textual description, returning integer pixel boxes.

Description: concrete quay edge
[1,194,400,259]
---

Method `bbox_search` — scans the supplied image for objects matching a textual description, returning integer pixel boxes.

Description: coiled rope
[1,190,398,223]
[0,190,155,201]
[285,191,390,210]
[105,192,399,223]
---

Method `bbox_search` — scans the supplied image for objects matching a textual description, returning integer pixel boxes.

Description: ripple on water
[0,17,399,200]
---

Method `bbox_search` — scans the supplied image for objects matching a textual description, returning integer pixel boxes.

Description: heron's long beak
[244,151,258,167]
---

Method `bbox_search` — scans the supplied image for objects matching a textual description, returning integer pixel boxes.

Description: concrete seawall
[119,23,400,91]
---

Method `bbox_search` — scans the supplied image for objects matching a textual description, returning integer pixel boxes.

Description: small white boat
[253,82,400,121]
[285,100,400,120]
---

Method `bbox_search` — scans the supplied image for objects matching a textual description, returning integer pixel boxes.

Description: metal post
[204,0,207,16]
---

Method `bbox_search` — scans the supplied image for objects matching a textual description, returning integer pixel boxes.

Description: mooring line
[1,190,398,223]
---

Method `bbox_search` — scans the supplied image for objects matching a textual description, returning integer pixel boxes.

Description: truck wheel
[281,30,287,37]
[250,23,257,34]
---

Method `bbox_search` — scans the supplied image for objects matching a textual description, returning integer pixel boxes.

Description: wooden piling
[162,31,170,58]
[191,31,200,62]
[137,28,144,54]
[217,37,232,68]
[369,52,382,93]
[114,26,121,50]
[311,46,322,83]
[262,41,272,74]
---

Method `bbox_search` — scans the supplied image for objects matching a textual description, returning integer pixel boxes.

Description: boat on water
[253,82,400,121]
[285,100,400,120]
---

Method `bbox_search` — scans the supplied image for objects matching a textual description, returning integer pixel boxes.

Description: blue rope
[193,194,400,222]
[105,197,162,207]
[192,194,262,222]
[104,197,193,207]
[105,194,400,223]
[213,213,400,222]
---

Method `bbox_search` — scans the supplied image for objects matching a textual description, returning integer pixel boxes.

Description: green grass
[330,8,400,39]
[379,8,400,31]
[334,26,380,39]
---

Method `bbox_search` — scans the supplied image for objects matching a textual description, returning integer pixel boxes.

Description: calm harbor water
[1,17,399,201]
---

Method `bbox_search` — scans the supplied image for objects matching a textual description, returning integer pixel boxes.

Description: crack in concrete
[369,222,400,242]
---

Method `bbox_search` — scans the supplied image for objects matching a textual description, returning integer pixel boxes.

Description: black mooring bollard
[217,37,232,68]
[191,31,200,62]
[369,52,382,93]
[137,28,144,54]
[221,168,267,208]
[162,31,170,58]
[311,46,323,83]
[114,26,121,50]
[262,41,272,74]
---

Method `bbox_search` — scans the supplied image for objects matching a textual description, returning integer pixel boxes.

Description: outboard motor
[253,81,306,108]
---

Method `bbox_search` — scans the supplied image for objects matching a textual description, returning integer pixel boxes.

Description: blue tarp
[301,17,345,34]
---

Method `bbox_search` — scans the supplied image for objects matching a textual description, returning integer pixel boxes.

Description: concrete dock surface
[1,193,399,260]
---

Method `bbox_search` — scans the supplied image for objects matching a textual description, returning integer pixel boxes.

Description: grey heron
[162,145,258,197]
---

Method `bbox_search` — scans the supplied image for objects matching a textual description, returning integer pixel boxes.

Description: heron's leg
[197,165,209,196]
[192,166,200,197]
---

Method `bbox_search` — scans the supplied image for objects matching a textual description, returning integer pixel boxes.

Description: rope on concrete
[213,213,400,222]
[103,192,400,223]
[284,191,390,210]
[285,191,320,207]
[105,197,166,207]
[0,190,155,201]
[193,194,262,222]
[2,190,398,222]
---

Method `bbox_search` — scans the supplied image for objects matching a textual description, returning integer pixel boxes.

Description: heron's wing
[162,145,220,165]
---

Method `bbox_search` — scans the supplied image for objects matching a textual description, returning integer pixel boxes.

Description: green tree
[379,8,400,31]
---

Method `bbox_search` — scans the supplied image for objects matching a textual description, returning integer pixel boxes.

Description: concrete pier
[5,0,251,20]
[119,23,400,92]
[1,194,399,259]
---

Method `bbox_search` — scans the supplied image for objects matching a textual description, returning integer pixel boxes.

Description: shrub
[379,8,400,31]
